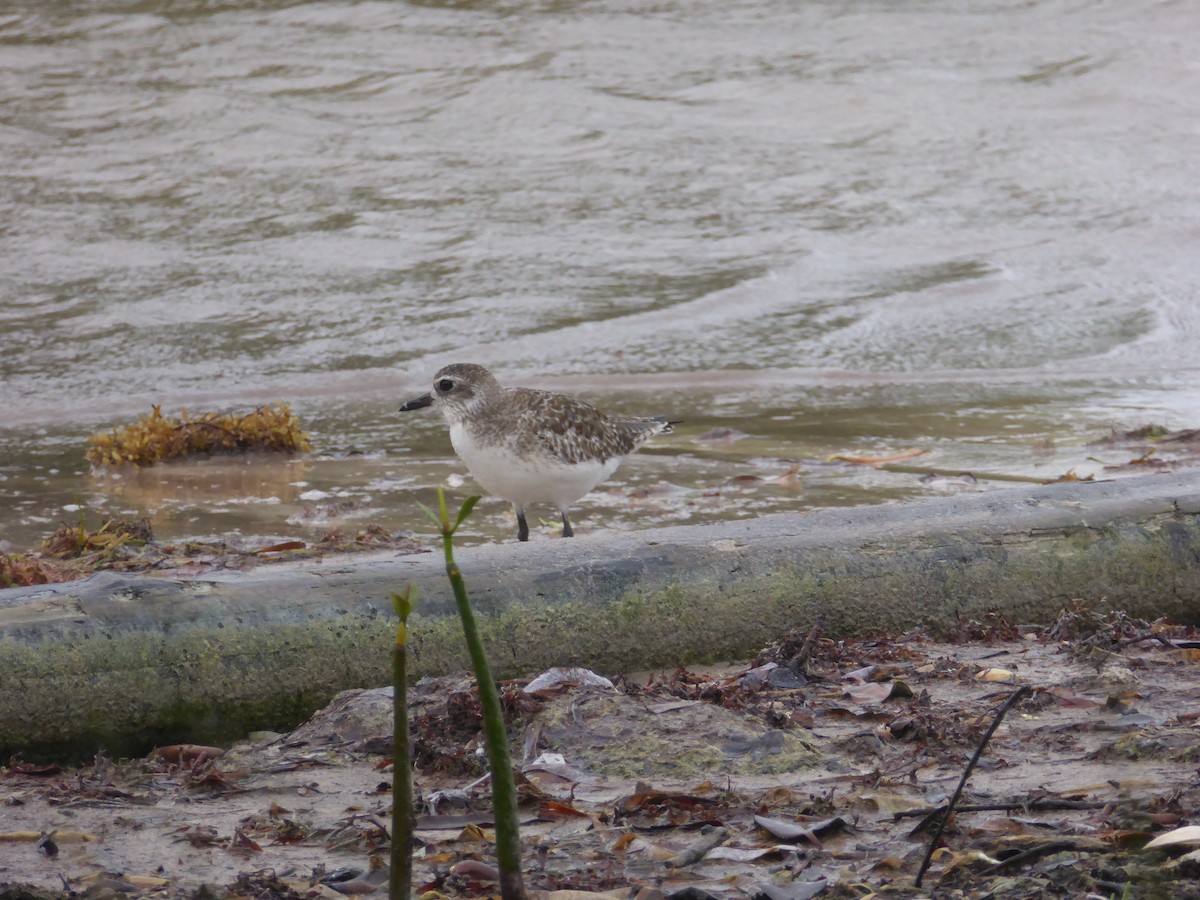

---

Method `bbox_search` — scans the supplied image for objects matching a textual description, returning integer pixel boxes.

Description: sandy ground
[2,609,1199,899]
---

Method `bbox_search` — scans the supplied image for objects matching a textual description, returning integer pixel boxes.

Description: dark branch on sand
[914,685,1032,888]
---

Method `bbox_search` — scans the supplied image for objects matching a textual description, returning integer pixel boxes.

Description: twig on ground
[989,838,1105,874]
[789,620,824,673]
[914,685,1032,888]
[1117,631,1177,651]
[893,797,1108,821]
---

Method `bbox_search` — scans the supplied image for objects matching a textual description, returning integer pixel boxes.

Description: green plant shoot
[421,489,525,900]
[390,585,416,900]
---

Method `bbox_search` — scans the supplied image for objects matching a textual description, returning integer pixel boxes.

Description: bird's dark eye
[436,378,455,392]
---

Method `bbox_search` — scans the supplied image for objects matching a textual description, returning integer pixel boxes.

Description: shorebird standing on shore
[400,364,672,541]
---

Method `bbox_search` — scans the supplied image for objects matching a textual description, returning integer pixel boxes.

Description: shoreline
[3,470,1199,758]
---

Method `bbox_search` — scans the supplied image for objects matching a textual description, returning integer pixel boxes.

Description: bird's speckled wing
[498,388,670,465]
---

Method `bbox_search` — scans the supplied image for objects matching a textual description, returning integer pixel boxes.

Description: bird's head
[399,363,501,425]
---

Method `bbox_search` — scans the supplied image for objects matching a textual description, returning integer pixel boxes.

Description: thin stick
[390,587,415,900]
[913,685,1032,888]
[1116,631,1177,651]
[790,620,824,673]
[989,839,1092,873]
[893,797,1106,820]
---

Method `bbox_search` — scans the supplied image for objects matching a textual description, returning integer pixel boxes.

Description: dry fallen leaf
[828,447,927,465]
[254,540,307,554]
[538,800,590,821]
[125,876,171,889]
[451,859,500,882]
[523,667,615,694]
[1046,686,1101,708]
[454,823,494,843]
[1144,826,1200,850]
[153,744,226,765]
[844,681,915,703]
[615,834,676,862]
[754,814,848,846]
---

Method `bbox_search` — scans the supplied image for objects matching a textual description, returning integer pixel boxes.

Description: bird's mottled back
[496,388,670,465]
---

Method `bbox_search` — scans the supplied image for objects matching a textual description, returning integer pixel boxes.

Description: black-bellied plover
[400,363,672,541]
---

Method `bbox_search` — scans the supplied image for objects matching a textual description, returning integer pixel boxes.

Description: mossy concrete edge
[2,473,1200,758]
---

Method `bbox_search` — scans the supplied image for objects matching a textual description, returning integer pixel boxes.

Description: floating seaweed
[86,403,312,467]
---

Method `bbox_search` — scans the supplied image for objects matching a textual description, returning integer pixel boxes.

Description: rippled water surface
[1,0,1198,549]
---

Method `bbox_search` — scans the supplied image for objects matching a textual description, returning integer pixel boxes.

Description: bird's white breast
[449,423,620,508]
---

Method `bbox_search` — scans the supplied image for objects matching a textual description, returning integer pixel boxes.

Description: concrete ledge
[3,472,1200,758]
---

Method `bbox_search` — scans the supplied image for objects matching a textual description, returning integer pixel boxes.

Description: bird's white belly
[449,424,619,508]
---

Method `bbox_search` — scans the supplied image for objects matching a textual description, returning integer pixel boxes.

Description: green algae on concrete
[0,613,396,757]
[2,472,1200,758]
[417,510,1200,679]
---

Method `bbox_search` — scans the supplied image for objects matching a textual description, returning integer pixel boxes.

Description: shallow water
[2,0,1199,550]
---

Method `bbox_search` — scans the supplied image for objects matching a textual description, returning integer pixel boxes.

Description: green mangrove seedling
[390,584,416,900]
[421,489,526,900]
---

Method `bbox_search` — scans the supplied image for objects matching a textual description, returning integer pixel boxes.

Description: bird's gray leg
[560,510,574,538]
[514,503,529,542]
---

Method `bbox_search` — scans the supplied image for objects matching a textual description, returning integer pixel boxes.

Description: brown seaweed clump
[0,552,70,588]
[40,516,153,561]
[86,403,312,467]
[0,517,155,586]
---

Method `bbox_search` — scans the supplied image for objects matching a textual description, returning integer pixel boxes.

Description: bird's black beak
[399,393,433,412]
